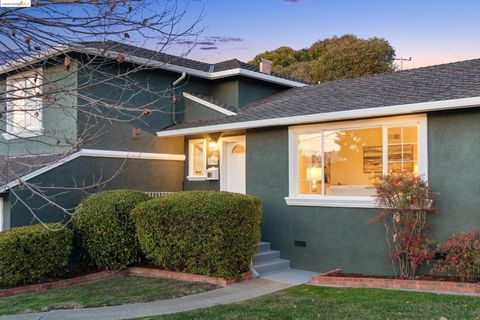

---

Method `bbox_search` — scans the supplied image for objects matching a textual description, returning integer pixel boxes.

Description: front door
[223,137,246,194]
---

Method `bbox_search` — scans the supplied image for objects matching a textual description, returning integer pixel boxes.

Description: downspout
[171,72,187,124]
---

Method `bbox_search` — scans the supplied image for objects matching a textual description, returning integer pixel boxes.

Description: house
[155,59,480,275]
[0,41,305,229]
[4,41,480,276]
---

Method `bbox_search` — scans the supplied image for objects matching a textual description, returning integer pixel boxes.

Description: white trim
[0,45,306,88]
[156,96,480,137]
[287,115,427,208]
[183,92,237,116]
[187,138,207,179]
[284,196,376,208]
[186,176,207,181]
[0,149,185,192]
[219,135,246,193]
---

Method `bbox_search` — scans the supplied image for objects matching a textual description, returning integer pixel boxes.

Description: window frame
[3,68,44,140]
[286,114,428,208]
[187,138,207,181]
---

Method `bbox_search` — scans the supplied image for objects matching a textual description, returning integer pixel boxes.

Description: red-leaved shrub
[371,174,436,279]
[434,229,480,282]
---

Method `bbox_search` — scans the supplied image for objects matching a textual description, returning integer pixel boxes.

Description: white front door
[223,137,246,194]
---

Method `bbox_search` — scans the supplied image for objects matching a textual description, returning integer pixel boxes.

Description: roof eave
[0,46,306,88]
[156,96,480,137]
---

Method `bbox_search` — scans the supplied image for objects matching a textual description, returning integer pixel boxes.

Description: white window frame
[3,68,44,140]
[187,138,207,181]
[285,114,428,208]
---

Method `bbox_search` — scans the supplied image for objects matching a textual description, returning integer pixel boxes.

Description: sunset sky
[178,0,480,69]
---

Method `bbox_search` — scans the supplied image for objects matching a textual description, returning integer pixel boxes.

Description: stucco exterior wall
[9,156,184,227]
[244,109,480,275]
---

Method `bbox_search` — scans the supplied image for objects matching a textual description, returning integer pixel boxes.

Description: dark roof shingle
[164,58,480,131]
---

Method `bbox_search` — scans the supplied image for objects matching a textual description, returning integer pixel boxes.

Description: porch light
[208,141,218,151]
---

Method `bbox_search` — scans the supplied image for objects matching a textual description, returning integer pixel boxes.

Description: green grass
[141,285,480,320]
[0,275,218,315]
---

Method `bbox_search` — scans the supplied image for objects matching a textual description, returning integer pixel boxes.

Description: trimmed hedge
[0,223,73,288]
[73,190,150,270]
[132,191,261,279]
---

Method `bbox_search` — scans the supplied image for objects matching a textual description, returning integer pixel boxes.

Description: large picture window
[4,69,43,139]
[287,115,427,207]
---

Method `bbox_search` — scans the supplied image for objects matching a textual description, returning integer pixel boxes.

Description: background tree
[250,34,396,83]
[0,0,202,229]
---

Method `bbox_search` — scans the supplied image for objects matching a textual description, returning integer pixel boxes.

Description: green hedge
[73,190,150,270]
[132,191,262,279]
[0,223,73,288]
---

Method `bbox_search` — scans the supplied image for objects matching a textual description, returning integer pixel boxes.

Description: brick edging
[309,270,480,294]
[0,268,253,298]
[126,267,253,287]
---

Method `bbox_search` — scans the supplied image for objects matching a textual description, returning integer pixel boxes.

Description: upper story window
[286,115,427,208]
[3,69,44,140]
[187,138,207,180]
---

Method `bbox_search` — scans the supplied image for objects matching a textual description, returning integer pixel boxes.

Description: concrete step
[254,258,290,275]
[257,241,271,252]
[254,250,281,264]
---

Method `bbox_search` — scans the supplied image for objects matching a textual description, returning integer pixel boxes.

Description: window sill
[186,175,207,181]
[284,196,376,208]
[2,129,44,141]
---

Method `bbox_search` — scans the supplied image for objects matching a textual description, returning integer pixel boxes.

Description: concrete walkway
[0,278,292,320]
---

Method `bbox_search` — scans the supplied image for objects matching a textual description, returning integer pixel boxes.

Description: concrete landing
[261,268,318,285]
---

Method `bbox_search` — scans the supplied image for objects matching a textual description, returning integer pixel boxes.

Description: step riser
[255,260,290,275]
[254,251,280,264]
[257,242,271,252]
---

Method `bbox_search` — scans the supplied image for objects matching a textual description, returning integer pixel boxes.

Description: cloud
[285,0,302,2]
[200,46,218,50]
[204,36,243,43]
[173,36,243,47]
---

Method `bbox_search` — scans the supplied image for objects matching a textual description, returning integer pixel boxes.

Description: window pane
[387,126,418,175]
[324,127,382,196]
[192,141,205,176]
[298,133,322,195]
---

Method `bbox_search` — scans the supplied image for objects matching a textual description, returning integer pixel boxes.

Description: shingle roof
[162,58,480,132]
[79,41,307,84]
[183,92,238,113]
[0,153,65,187]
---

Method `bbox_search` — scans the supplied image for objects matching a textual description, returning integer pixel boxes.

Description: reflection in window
[297,124,419,197]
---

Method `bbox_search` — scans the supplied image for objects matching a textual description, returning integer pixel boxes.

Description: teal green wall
[9,156,184,227]
[184,99,225,122]
[211,80,239,108]
[246,126,390,275]
[0,64,78,157]
[244,109,480,275]
[238,78,285,106]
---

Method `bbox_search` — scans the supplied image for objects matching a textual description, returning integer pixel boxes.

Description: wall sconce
[208,141,218,151]
[306,166,323,192]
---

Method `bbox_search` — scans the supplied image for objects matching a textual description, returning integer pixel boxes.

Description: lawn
[0,275,218,315]
[141,285,480,320]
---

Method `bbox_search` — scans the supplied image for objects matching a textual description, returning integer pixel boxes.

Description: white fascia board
[0,46,306,88]
[0,149,185,192]
[156,96,480,137]
[183,92,237,116]
[0,45,70,74]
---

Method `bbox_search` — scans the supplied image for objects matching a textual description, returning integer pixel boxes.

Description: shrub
[132,191,261,279]
[0,223,73,288]
[73,190,150,270]
[434,229,480,282]
[371,174,436,279]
